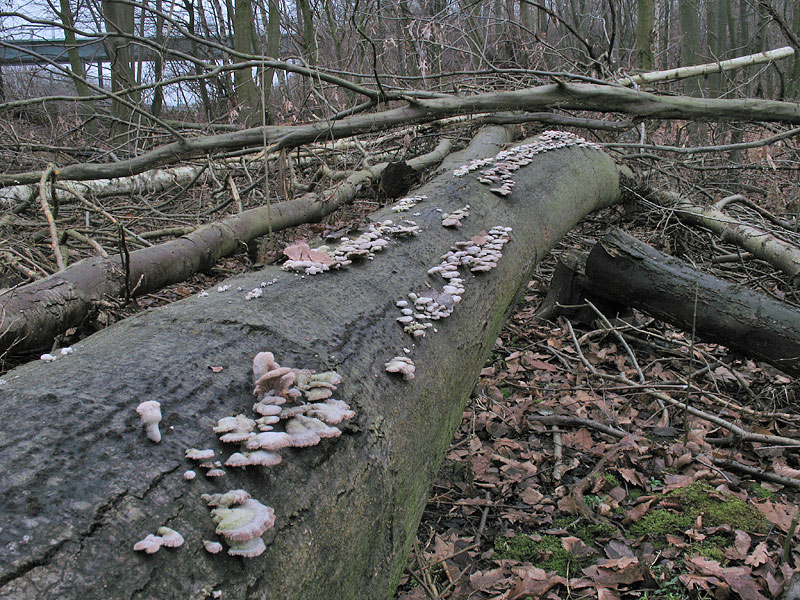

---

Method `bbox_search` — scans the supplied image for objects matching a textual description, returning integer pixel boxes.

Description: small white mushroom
[385,356,416,380]
[157,527,184,548]
[204,540,224,554]
[133,533,162,554]
[136,401,162,443]
[183,470,197,481]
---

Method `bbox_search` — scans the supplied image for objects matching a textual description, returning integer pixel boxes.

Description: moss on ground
[631,480,769,559]
[494,534,595,577]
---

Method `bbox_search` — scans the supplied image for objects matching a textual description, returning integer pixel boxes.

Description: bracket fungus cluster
[281,220,420,276]
[384,356,416,380]
[391,195,426,213]
[441,205,470,228]
[396,226,512,339]
[136,400,162,443]
[133,527,185,554]
[453,130,603,196]
[202,489,275,557]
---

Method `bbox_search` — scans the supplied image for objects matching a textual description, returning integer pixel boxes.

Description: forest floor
[393,216,800,600]
[1,123,799,600]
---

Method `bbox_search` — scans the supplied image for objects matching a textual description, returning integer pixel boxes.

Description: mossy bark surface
[0,127,624,599]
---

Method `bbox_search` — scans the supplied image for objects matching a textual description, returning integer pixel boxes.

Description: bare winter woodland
[1,1,800,599]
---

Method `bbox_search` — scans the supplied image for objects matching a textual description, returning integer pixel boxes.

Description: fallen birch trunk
[0,164,209,207]
[0,128,626,599]
[583,229,800,378]
[0,140,452,354]
[670,195,800,286]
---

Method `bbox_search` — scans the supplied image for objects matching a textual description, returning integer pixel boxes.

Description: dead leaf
[508,567,566,600]
[624,497,655,523]
[744,541,769,568]
[754,501,797,532]
[561,536,596,558]
[724,530,751,561]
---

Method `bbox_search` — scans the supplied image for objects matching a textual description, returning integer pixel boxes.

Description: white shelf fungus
[397,227,512,339]
[40,353,56,362]
[206,491,275,557]
[157,527,185,548]
[391,195,426,212]
[133,527,184,554]
[203,489,251,507]
[212,498,275,547]
[441,205,470,228]
[226,450,282,468]
[306,399,356,425]
[227,537,267,558]
[204,540,223,554]
[185,448,215,461]
[385,357,416,380]
[452,130,602,197]
[183,470,197,481]
[133,534,163,554]
[244,431,293,451]
[214,414,256,443]
[136,400,162,443]
[286,414,342,447]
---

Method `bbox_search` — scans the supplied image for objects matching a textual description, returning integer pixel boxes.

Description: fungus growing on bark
[204,540,223,554]
[206,468,227,478]
[185,448,215,461]
[202,489,251,507]
[214,414,257,443]
[136,400,162,443]
[225,450,282,468]
[227,537,267,558]
[286,414,342,447]
[306,399,356,425]
[133,527,183,553]
[396,227,512,339]
[183,470,197,481]
[441,205,470,228]
[391,195,426,212]
[244,431,293,451]
[133,534,163,554]
[452,130,602,196]
[157,527,185,548]
[385,356,416,380]
[212,498,275,547]
[204,489,275,557]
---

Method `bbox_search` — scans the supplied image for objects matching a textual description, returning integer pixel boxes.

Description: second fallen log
[585,229,800,378]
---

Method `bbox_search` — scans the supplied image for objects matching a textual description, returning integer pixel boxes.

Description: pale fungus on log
[0,127,628,599]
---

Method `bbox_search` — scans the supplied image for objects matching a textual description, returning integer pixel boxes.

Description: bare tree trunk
[636,0,655,70]
[232,0,261,125]
[58,0,96,133]
[0,127,626,599]
[678,0,702,96]
[101,0,141,146]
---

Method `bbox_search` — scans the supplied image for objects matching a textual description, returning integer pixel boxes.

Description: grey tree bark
[0,127,626,599]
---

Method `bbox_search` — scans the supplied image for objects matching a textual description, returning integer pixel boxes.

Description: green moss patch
[631,481,769,551]
[494,534,595,577]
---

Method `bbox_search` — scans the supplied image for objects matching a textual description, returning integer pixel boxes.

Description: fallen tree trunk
[0,139,452,354]
[671,196,800,286]
[584,229,800,378]
[6,81,800,186]
[0,128,626,599]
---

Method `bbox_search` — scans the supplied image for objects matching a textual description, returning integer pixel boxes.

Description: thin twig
[38,165,65,271]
